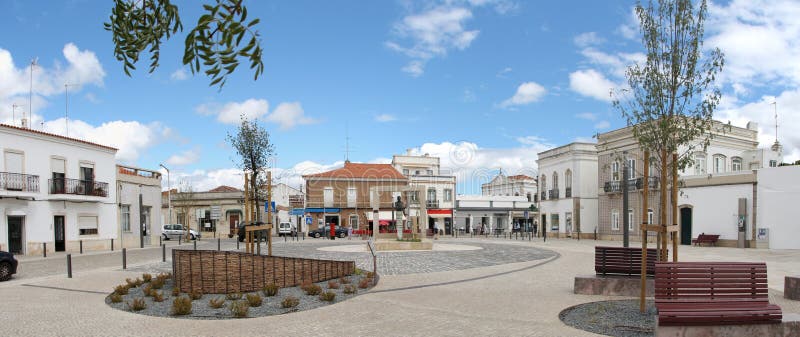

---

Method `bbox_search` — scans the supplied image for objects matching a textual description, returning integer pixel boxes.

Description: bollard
[43,242,47,258]
[162,244,166,262]
[67,254,72,278]
[178,236,181,245]
[193,240,197,250]
[284,235,287,243]
[122,248,127,269]
[111,238,114,251]
[236,239,240,250]
[159,235,162,246]
[80,240,83,254]
[217,238,221,251]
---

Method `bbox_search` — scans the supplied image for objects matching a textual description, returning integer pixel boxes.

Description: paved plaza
[1,236,798,336]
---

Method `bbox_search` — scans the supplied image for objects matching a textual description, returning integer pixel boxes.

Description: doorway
[540,214,547,237]
[229,214,239,234]
[680,207,692,245]
[444,217,452,235]
[54,216,65,252]
[7,216,24,254]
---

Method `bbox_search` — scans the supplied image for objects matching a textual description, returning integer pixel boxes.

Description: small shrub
[109,293,123,303]
[142,273,152,283]
[353,268,363,275]
[152,291,165,302]
[128,297,147,311]
[125,278,138,288]
[226,292,242,300]
[150,277,165,289]
[171,287,180,296]
[281,296,299,308]
[343,284,357,294]
[189,290,203,300]
[171,296,192,315]
[229,300,249,318]
[358,278,371,289]
[365,271,375,279]
[327,280,340,289]
[245,293,263,307]
[319,291,336,302]
[339,276,351,284]
[302,283,322,296]
[157,272,172,281]
[114,284,130,295]
[262,283,279,297]
[142,284,153,297]
[208,297,226,309]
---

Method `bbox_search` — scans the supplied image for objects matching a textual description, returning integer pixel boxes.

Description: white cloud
[576,112,598,121]
[594,120,611,129]
[462,88,476,102]
[402,60,425,77]
[375,114,397,122]
[266,102,317,130]
[166,149,200,166]
[496,67,512,78]
[615,7,638,40]
[574,32,605,47]
[568,69,616,102]
[499,81,547,108]
[170,68,189,81]
[196,98,270,124]
[42,118,167,163]
[84,92,100,103]
[579,47,645,78]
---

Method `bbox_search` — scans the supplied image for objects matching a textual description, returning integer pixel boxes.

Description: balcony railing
[548,189,559,200]
[540,191,547,201]
[604,177,660,193]
[426,200,439,209]
[0,172,39,192]
[565,187,572,198]
[49,178,109,197]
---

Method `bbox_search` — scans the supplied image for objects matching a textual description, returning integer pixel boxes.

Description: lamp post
[622,151,630,248]
[160,164,171,224]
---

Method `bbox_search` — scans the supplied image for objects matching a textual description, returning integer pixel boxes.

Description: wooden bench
[655,262,782,326]
[691,233,720,246]
[595,246,661,276]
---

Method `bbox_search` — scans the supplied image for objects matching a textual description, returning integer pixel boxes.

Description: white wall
[678,184,754,241]
[757,166,800,249]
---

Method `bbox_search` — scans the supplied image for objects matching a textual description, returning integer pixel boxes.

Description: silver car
[162,224,201,240]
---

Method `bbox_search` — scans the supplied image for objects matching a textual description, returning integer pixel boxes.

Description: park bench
[654,262,782,326]
[691,233,719,246]
[595,246,660,276]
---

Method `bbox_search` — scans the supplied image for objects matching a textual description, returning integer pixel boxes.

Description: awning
[427,209,452,219]
[225,209,242,215]
[290,208,305,216]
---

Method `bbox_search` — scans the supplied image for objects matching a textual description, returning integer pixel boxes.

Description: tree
[173,181,196,242]
[227,116,275,222]
[104,0,264,89]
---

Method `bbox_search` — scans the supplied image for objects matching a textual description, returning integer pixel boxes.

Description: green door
[680,207,692,245]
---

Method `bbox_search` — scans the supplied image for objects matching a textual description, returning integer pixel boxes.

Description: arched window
[693,152,707,175]
[612,160,620,181]
[526,192,532,202]
[565,169,572,198]
[731,157,742,171]
[611,209,619,231]
[647,209,654,225]
[552,172,559,199]
[540,175,547,200]
[713,154,726,173]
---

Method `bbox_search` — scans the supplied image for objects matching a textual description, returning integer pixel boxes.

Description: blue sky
[1,0,798,193]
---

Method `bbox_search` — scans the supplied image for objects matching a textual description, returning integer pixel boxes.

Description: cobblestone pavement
[0,236,798,336]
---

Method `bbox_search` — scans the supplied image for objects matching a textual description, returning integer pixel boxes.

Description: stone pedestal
[786,276,800,300]
[573,275,653,297]
[656,313,800,337]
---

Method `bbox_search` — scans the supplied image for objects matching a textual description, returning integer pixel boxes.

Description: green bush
[245,293,263,307]
[281,296,299,308]
[226,292,242,300]
[229,300,249,318]
[171,296,192,315]
[208,297,226,309]
[327,280,340,289]
[262,283,279,297]
[353,268,363,275]
[109,293,123,303]
[343,285,357,294]
[128,297,147,311]
[319,291,336,302]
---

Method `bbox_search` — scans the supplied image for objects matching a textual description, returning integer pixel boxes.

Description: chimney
[746,121,758,131]
[21,118,29,129]
[406,148,412,155]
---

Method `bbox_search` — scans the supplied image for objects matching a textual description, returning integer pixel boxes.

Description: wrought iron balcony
[565,187,572,198]
[548,189,559,199]
[426,200,439,209]
[604,177,660,193]
[604,181,621,193]
[49,178,109,197]
[0,172,39,192]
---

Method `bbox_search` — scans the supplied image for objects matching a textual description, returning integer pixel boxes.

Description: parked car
[161,224,201,241]
[0,250,18,282]
[237,221,271,242]
[277,222,296,237]
[308,225,348,238]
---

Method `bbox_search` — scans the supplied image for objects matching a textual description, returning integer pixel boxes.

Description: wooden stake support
[245,224,272,255]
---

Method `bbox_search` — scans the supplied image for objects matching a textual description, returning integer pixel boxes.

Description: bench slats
[594,246,662,276]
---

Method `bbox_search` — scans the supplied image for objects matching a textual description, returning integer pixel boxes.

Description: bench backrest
[655,262,769,304]
[595,246,661,276]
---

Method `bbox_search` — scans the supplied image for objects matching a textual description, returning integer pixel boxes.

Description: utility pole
[160,164,171,223]
[28,58,38,128]
[622,151,630,248]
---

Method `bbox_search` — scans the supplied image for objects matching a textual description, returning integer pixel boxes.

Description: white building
[537,142,598,239]
[117,165,162,248]
[1,124,117,255]
[481,171,537,201]
[454,195,535,234]
[392,152,457,234]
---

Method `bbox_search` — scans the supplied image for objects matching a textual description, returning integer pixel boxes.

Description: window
[426,169,433,175]
[627,159,636,178]
[408,191,418,203]
[78,215,98,235]
[540,175,547,191]
[415,170,421,175]
[349,215,359,229]
[628,209,634,230]
[323,187,333,207]
[769,160,778,167]
[731,157,742,171]
[713,154,726,173]
[177,213,185,226]
[402,169,409,175]
[694,153,707,175]
[565,170,572,189]
[4,150,24,173]
[527,192,532,202]
[611,210,619,230]
[347,187,356,207]
[648,158,657,177]
[121,205,131,232]
[444,189,452,202]
[550,214,559,231]
[427,188,437,202]
[612,161,620,181]
[552,172,559,190]
[647,209,654,225]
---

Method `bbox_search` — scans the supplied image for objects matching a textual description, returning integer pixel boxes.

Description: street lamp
[160,164,171,224]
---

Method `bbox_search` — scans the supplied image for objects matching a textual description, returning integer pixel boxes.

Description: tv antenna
[12,103,21,126]
[28,58,38,128]
[771,101,778,143]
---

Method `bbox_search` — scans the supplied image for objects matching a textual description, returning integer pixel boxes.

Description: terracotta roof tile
[208,185,241,193]
[303,162,407,180]
[1,123,118,151]
[508,174,534,180]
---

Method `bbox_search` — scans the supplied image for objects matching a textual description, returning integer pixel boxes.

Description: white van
[277,222,295,237]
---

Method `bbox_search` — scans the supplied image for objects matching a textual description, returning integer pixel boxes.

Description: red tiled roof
[0,123,118,151]
[508,174,534,180]
[303,162,407,180]
[208,185,241,193]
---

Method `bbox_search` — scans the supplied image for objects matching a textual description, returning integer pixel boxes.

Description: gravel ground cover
[106,272,377,319]
[559,300,657,337]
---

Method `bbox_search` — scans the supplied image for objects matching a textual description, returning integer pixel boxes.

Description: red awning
[427,209,452,215]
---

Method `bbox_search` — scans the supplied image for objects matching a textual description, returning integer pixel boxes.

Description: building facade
[455,195,535,234]
[163,186,244,238]
[536,142,598,239]
[596,121,782,247]
[481,172,538,202]
[117,165,162,249]
[1,124,117,255]
[392,152,457,234]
